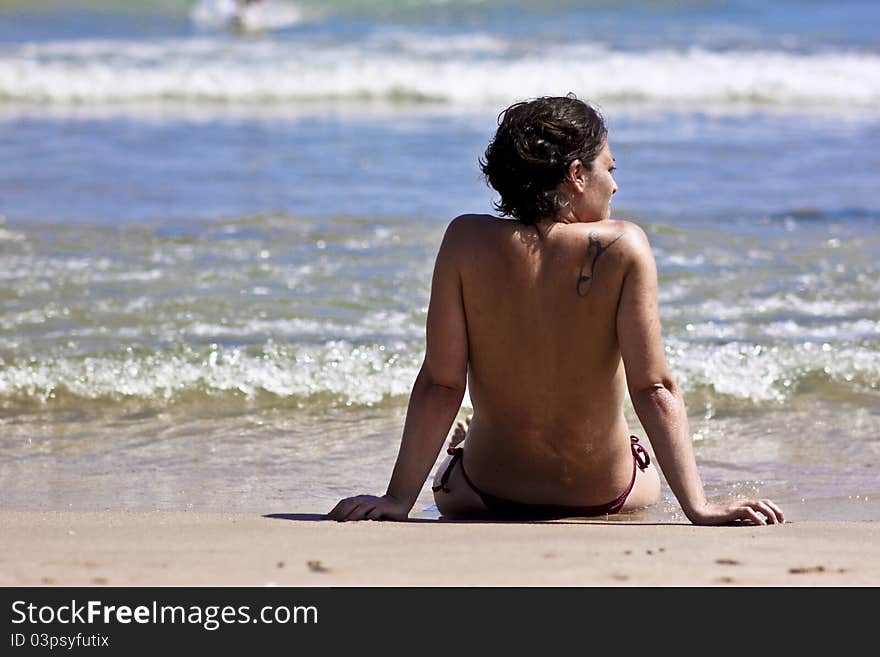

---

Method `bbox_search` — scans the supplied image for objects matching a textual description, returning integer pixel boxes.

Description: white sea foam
[676,319,880,342]
[761,319,880,340]
[0,336,877,409]
[0,228,25,242]
[687,295,875,321]
[0,341,422,406]
[2,38,878,109]
[666,339,880,404]
[186,310,421,341]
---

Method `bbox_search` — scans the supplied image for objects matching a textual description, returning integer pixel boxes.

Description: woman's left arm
[327,217,470,521]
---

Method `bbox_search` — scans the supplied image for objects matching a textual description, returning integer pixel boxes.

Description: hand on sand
[689,498,785,526]
[327,493,410,522]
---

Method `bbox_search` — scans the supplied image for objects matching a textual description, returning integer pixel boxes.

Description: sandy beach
[1,511,876,587]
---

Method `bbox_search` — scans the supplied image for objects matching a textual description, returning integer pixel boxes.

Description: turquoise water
[0,0,878,521]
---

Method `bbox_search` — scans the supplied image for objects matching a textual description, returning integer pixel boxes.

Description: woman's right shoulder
[612,219,653,255]
[606,221,656,280]
[589,218,650,244]
[598,221,660,295]
[561,219,654,262]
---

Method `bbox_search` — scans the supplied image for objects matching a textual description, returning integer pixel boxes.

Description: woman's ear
[567,159,586,192]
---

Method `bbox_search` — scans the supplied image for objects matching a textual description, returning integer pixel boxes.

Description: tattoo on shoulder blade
[576,232,623,297]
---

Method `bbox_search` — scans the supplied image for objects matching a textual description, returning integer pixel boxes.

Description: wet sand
[0,511,875,587]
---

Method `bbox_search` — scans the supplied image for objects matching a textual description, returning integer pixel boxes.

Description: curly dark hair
[480,95,608,225]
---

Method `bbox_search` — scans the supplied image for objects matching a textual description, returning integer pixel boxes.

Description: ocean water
[1,0,879,521]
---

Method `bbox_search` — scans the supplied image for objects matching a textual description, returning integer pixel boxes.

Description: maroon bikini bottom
[433,435,650,520]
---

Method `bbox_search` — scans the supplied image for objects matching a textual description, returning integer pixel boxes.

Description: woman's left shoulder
[447,213,504,231]
[443,213,507,244]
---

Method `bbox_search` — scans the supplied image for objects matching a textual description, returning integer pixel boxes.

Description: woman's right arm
[616,224,784,525]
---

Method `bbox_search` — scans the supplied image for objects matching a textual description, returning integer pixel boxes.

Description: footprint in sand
[788,565,826,574]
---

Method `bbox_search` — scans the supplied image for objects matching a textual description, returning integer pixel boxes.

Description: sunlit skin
[329,139,784,526]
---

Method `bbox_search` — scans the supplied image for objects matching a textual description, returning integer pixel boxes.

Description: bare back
[450,214,640,506]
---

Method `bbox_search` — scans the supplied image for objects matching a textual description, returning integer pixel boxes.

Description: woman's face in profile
[573,142,618,223]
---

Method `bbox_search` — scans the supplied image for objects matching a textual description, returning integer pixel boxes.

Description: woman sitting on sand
[329,95,784,525]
